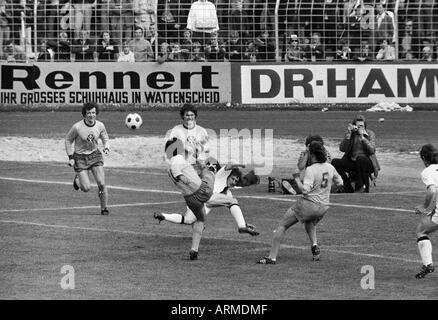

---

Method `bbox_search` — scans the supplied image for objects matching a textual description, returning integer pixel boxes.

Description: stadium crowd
[0,0,437,62]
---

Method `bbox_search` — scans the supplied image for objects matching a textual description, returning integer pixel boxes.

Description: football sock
[162,213,183,224]
[98,185,107,209]
[230,205,246,228]
[417,237,433,266]
[191,221,204,252]
[270,226,286,260]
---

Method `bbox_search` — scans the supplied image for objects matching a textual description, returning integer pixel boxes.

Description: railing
[0,0,436,63]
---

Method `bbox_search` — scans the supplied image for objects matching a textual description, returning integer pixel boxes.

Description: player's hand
[103,147,110,155]
[414,205,429,215]
[68,159,75,167]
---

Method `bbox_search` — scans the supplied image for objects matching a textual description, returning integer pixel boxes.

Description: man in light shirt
[165,137,215,260]
[186,0,219,48]
[258,141,343,264]
[65,102,110,215]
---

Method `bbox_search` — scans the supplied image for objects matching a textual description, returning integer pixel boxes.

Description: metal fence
[0,0,436,62]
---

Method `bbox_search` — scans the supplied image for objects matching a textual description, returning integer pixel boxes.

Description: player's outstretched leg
[190,220,204,260]
[257,208,298,264]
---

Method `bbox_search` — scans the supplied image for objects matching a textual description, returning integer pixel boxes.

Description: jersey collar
[83,119,96,127]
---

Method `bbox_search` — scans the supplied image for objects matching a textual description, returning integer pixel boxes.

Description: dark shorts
[184,178,214,221]
[73,150,104,173]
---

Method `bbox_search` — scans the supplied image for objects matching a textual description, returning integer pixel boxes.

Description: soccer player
[413,144,438,279]
[154,163,259,236]
[165,137,215,260]
[65,102,110,215]
[257,141,343,264]
[165,103,210,166]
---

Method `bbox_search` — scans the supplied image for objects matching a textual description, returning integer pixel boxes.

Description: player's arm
[297,150,309,171]
[293,169,313,194]
[224,163,245,170]
[100,123,110,155]
[65,125,77,166]
[415,184,436,215]
[359,129,376,155]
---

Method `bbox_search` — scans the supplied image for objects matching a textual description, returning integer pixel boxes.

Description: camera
[351,124,358,132]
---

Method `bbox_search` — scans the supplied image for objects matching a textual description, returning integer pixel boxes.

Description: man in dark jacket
[332,115,380,193]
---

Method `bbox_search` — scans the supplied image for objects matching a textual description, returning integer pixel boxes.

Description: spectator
[128,26,154,61]
[186,0,219,48]
[225,29,244,61]
[36,39,57,61]
[229,0,250,39]
[2,39,26,62]
[204,32,226,61]
[180,29,192,61]
[71,30,95,61]
[157,41,170,62]
[71,0,96,40]
[157,0,185,44]
[0,0,10,59]
[56,31,71,61]
[243,40,258,62]
[403,49,416,61]
[284,34,304,62]
[97,31,119,61]
[375,38,395,60]
[41,0,62,41]
[99,0,111,34]
[305,32,324,61]
[255,29,276,61]
[117,41,135,62]
[421,45,433,61]
[145,23,157,48]
[168,42,185,61]
[400,19,420,59]
[191,41,206,61]
[354,40,373,62]
[331,114,380,193]
[134,0,156,37]
[375,2,395,44]
[109,0,134,46]
[336,39,352,60]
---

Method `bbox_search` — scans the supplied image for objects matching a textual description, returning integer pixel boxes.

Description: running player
[414,144,438,279]
[65,102,110,215]
[154,162,259,236]
[165,137,215,260]
[257,141,343,264]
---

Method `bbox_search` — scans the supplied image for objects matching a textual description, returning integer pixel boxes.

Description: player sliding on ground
[165,137,215,260]
[154,162,259,236]
[258,141,343,264]
[413,144,438,279]
[65,102,110,215]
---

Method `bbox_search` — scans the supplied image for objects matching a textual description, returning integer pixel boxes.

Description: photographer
[331,115,380,193]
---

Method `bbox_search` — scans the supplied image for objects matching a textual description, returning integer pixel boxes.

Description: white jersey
[168,154,201,196]
[65,119,109,155]
[421,164,438,211]
[302,162,343,205]
[165,124,210,162]
[213,167,232,194]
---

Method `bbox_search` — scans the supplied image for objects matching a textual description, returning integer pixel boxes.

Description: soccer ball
[125,113,143,130]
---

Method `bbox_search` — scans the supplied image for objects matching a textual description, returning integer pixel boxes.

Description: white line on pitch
[0,219,421,264]
[0,201,182,213]
[0,176,415,213]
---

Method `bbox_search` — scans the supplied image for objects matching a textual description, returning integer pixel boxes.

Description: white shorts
[286,197,329,224]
